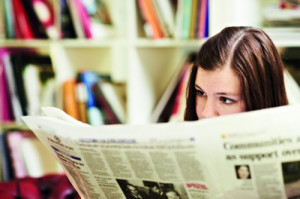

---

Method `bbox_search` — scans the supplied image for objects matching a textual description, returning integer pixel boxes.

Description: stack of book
[61,70,127,125]
[137,0,209,39]
[0,0,114,39]
[0,48,55,123]
[0,128,63,181]
[263,1,300,40]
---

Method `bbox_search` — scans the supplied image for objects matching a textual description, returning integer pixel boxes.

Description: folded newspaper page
[22,105,300,199]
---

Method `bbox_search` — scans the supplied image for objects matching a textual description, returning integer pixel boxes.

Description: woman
[236,165,251,179]
[185,26,288,120]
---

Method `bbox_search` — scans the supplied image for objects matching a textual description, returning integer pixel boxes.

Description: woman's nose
[201,100,218,118]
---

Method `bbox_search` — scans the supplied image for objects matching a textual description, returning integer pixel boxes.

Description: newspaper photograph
[22,105,300,199]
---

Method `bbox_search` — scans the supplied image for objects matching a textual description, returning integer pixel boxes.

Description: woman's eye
[196,89,206,97]
[219,97,234,104]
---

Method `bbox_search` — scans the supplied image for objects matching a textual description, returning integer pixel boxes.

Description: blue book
[80,71,104,125]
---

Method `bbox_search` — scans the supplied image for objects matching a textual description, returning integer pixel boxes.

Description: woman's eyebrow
[195,84,202,90]
[216,92,240,96]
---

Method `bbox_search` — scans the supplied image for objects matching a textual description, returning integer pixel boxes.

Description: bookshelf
[0,0,299,127]
[0,0,300,187]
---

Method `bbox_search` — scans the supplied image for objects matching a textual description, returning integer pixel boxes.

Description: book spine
[174,0,184,39]
[23,64,42,116]
[138,0,163,39]
[137,0,153,38]
[0,131,14,181]
[11,0,34,38]
[81,71,104,125]
[181,0,192,40]
[0,0,5,38]
[151,0,170,37]
[75,82,88,123]
[1,50,22,121]
[153,0,176,37]
[169,55,194,122]
[31,0,59,39]
[2,0,15,38]
[91,82,121,124]
[60,0,76,38]
[6,131,28,178]
[204,0,209,38]
[67,0,85,38]
[189,0,198,39]
[74,0,92,38]
[100,82,126,123]
[0,51,13,122]
[62,79,80,121]
[197,0,207,38]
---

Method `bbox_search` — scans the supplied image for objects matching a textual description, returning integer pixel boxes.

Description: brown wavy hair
[184,26,288,121]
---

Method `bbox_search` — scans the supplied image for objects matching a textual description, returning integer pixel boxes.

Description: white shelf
[133,39,206,48]
[1,0,300,125]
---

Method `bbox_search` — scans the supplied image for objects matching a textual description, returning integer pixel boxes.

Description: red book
[11,0,34,39]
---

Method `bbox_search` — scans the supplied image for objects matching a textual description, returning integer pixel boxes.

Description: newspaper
[21,105,300,199]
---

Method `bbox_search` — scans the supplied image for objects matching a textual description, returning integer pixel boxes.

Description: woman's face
[195,67,246,119]
[238,165,250,179]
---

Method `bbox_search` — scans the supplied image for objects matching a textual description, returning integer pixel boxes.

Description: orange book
[138,0,163,39]
[62,79,80,120]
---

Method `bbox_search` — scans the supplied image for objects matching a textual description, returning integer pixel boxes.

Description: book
[150,52,196,123]
[174,0,184,39]
[91,81,121,124]
[30,0,59,39]
[1,49,23,121]
[9,52,53,118]
[189,0,198,39]
[0,0,5,38]
[96,81,126,123]
[263,5,300,27]
[23,62,55,116]
[168,55,194,122]
[0,51,13,122]
[138,0,163,39]
[62,79,80,121]
[0,49,54,121]
[80,71,104,125]
[67,0,85,38]
[181,0,192,39]
[81,0,115,39]
[20,135,63,177]
[4,129,63,179]
[73,0,92,38]
[60,0,76,38]
[6,130,34,178]
[196,0,207,38]
[75,81,88,123]
[3,0,16,38]
[22,104,300,198]
[0,130,13,181]
[11,0,35,39]
[151,0,170,37]
[20,0,48,39]
[153,0,176,38]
